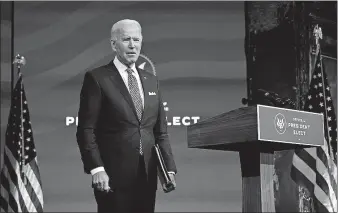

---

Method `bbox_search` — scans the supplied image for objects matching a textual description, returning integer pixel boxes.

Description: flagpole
[13,54,27,185]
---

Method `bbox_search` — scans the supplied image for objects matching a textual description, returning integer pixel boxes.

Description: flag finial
[313,24,323,47]
[13,54,26,68]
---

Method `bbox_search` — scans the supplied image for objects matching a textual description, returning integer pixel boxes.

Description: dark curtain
[245,2,301,212]
[0,1,14,174]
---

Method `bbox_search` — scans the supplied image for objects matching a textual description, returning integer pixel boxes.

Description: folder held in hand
[154,144,175,193]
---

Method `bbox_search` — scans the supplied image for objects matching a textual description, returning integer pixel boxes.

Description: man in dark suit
[76,19,177,213]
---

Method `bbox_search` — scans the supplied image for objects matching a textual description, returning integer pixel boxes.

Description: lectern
[187,104,324,212]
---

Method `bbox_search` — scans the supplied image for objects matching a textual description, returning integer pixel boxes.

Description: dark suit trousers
[94,155,157,213]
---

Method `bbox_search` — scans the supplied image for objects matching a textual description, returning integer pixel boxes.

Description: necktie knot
[126,68,134,75]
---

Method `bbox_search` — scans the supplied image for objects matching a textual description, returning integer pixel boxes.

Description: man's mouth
[127,52,136,56]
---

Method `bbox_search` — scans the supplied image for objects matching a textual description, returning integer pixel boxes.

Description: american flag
[291,50,337,212]
[0,73,44,212]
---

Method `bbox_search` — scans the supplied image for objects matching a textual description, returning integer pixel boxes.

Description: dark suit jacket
[76,60,177,190]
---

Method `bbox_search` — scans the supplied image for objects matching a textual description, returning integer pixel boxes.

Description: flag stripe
[0,193,8,212]
[0,175,14,212]
[330,174,337,199]
[304,147,318,162]
[0,189,15,213]
[316,148,337,201]
[1,168,20,213]
[313,196,332,213]
[320,141,338,199]
[24,163,43,212]
[0,181,16,213]
[3,155,28,213]
[315,171,330,198]
[29,159,43,188]
[291,159,335,213]
[27,160,44,202]
[332,163,337,183]
[322,140,338,200]
[5,146,38,212]
[295,149,317,172]
[290,166,315,192]
[330,163,337,192]
[316,163,337,205]
[23,173,43,212]
[317,147,329,172]
[314,186,334,212]
[328,166,337,211]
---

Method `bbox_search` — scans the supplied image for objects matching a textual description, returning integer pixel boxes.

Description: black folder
[154,144,175,193]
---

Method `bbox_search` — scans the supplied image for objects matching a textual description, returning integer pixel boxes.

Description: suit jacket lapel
[106,61,139,122]
[137,67,150,122]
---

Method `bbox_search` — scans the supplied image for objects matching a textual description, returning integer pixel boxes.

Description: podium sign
[257,105,324,147]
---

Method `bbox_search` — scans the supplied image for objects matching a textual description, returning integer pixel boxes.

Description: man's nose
[128,40,135,48]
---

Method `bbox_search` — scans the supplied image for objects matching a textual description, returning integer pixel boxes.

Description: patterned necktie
[126,68,143,155]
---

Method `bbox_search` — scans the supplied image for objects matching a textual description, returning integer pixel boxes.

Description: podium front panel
[257,105,325,147]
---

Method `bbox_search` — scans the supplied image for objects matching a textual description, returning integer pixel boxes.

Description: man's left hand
[163,173,176,193]
[169,173,176,188]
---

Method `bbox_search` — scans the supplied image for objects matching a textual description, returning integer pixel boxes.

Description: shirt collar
[113,57,137,73]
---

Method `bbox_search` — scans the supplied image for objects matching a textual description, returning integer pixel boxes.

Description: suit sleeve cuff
[90,167,105,175]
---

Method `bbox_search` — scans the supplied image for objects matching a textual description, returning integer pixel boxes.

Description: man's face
[111,24,142,66]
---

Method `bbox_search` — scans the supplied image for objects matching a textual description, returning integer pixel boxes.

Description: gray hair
[110,19,142,41]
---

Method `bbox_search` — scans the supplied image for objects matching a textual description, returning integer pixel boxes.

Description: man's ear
[110,39,116,52]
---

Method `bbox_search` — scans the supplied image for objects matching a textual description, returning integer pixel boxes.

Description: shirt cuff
[168,171,175,175]
[90,167,105,175]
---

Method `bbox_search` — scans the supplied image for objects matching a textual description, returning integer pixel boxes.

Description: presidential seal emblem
[137,53,156,76]
[274,113,287,134]
[136,53,168,111]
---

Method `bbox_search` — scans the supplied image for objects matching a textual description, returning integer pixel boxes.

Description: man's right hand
[92,171,111,193]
